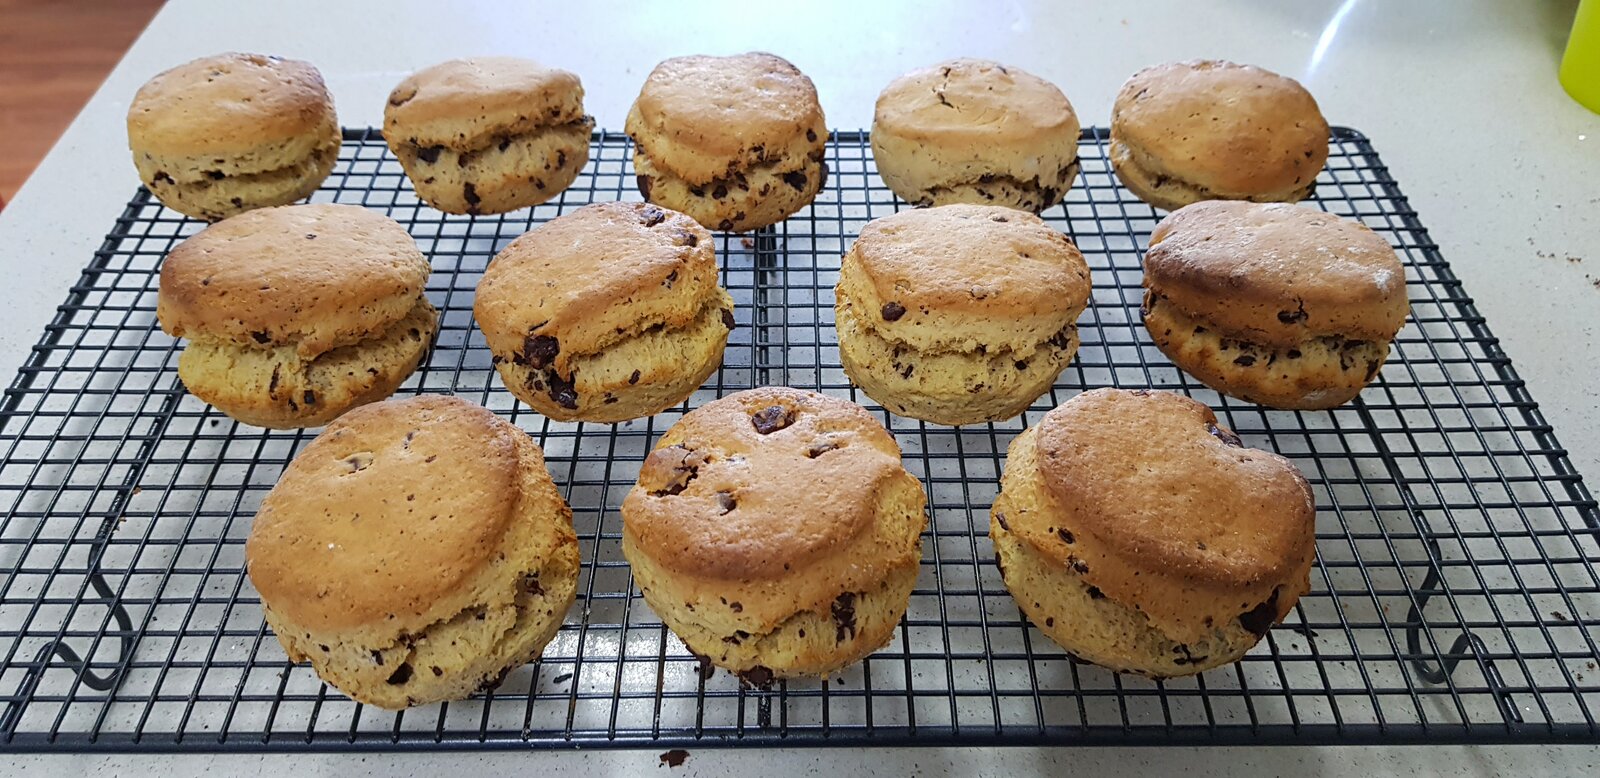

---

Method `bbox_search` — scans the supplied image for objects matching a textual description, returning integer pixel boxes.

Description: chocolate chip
[556,149,566,168]
[431,665,443,677]
[880,301,906,321]
[640,205,667,227]
[660,750,689,768]
[832,592,858,641]
[805,440,838,458]
[205,170,225,181]
[729,601,743,613]
[417,145,443,164]
[250,330,271,344]
[694,653,715,680]
[1207,422,1243,447]
[1233,354,1256,367]
[1068,556,1089,574]
[751,405,794,434]
[663,269,678,287]
[371,650,385,665]
[636,174,653,199]
[628,369,641,385]
[712,183,728,199]
[268,364,281,398]
[806,128,818,143]
[1047,326,1075,349]
[1045,617,1054,628]
[521,334,559,369]
[648,445,703,496]
[1286,348,1302,359]
[995,512,1010,531]
[1239,588,1283,637]
[722,630,749,645]
[318,644,330,653]
[522,572,544,597]
[738,665,774,688]
[781,170,808,192]
[1014,360,1029,371]
[716,491,737,515]
[547,371,578,409]
[1278,308,1308,324]
[463,182,480,209]
[386,663,413,685]
[672,228,698,247]
[899,363,914,379]
[152,171,173,184]
[716,218,735,231]
[721,308,736,329]
[1086,585,1105,600]
[992,215,1009,222]
[302,390,315,406]
[1057,528,1075,544]
[477,665,513,692]
[1366,358,1383,380]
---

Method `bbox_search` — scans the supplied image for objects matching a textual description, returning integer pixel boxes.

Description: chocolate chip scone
[835,205,1090,425]
[246,395,580,709]
[158,203,438,428]
[872,59,1080,212]
[1110,60,1328,212]
[622,387,926,683]
[626,52,828,232]
[385,57,594,215]
[474,202,734,422]
[1142,201,1409,409]
[991,388,1316,677]
[128,53,339,220]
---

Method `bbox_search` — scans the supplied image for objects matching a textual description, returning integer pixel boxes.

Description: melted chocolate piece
[751,405,794,434]
[832,592,858,642]
[385,663,413,685]
[522,334,559,369]
[880,301,906,321]
[1239,588,1283,637]
[1206,423,1243,447]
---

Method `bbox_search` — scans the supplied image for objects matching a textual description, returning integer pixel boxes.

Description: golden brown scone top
[384,57,587,149]
[1146,201,1408,346]
[624,388,922,616]
[473,202,718,375]
[1112,60,1327,198]
[843,204,1090,354]
[625,52,828,185]
[157,203,431,359]
[874,59,1078,146]
[128,53,335,157]
[1025,388,1316,640]
[245,395,526,633]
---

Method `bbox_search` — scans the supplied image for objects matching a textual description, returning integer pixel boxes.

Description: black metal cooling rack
[0,127,1596,752]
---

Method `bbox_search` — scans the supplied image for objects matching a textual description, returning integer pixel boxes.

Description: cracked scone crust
[872,59,1081,212]
[246,395,579,710]
[1109,60,1328,212]
[385,57,594,215]
[158,203,437,427]
[835,205,1090,425]
[625,52,828,232]
[990,388,1316,677]
[621,387,926,682]
[1141,201,1409,409]
[474,202,733,422]
[128,53,339,220]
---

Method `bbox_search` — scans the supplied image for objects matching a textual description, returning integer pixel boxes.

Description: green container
[1563,0,1600,113]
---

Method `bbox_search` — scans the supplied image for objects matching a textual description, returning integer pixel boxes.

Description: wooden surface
[0,0,163,203]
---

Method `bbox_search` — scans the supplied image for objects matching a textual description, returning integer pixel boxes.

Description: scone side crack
[913,163,1080,212]
[1143,291,1387,380]
[400,114,596,159]
[1112,137,1317,204]
[841,293,1080,365]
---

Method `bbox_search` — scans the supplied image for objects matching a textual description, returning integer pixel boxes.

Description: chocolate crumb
[751,405,794,434]
[722,308,736,329]
[660,749,689,768]
[738,665,774,688]
[556,149,566,168]
[1207,423,1243,447]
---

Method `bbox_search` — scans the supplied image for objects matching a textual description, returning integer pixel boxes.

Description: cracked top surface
[873,58,1078,146]
[622,387,921,585]
[246,395,568,633]
[1144,201,1409,347]
[473,202,720,375]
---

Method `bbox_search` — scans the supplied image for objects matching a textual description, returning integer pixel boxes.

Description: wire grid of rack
[0,127,1596,752]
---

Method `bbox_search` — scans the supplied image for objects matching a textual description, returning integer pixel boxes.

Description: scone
[474,202,733,422]
[246,394,580,709]
[1141,201,1409,409]
[1109,60,1328,212]
[158,203,438,427]
[991,388,1316,677]
[625,52,828,232]
[621,387,926,683]
[128,53,340,220]
[835,205,1090,425]
[384,57,595,215]
[872,59,1080,212]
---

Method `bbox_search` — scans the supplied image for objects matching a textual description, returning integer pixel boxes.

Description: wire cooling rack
[0,127,1596,752]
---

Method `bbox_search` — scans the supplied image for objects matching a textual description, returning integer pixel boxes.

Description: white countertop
[1,0,1596,774]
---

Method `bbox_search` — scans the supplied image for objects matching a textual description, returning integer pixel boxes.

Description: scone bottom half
[246,395,580,709]
[989,389,1316,678]
[620,388,927,685]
